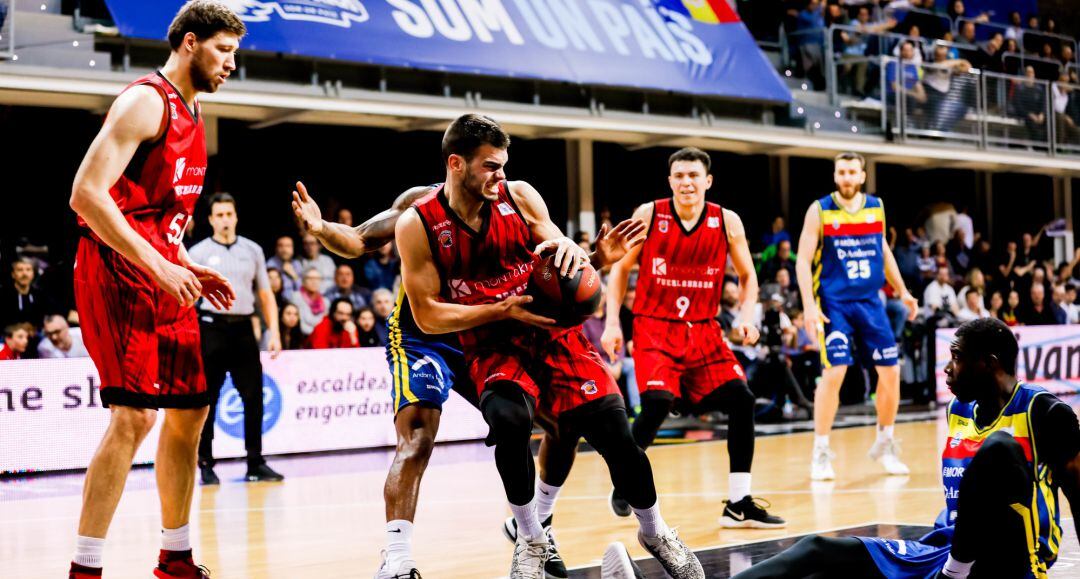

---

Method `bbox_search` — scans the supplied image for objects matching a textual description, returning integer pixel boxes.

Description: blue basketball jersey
[813,193,887,303]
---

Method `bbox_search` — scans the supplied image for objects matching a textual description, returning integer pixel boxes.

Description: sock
[161,524,191,552]
[729,472,752,503]
[633,501,670,537]
[385,520,414,567]
[814,435,830,449]
[536,480,561,522]
[509,497,545,541]
[877,425,895,442]
[940,554,973,578]
[73,535,105,569]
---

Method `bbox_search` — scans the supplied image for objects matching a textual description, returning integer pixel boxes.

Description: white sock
[161,524,190,552]
[814,434,830,449]
[509,497,545,541]
[940,554,973,578]
[877,425,895,442]
[633,501,670,537]
[73,535,105,568]
[536,480,561,522]
[385,520,414,567]
[729,472,752,503]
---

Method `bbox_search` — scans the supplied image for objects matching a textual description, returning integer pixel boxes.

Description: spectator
[279,303,305,350]
[1051,284,1069,325]
[1053,72,1080,144]
[1005,11,1022,41]
[893,25,925,64]
[1,257,49,330]
[1065,284,1080,324]
[364,241,400,292]
[923,45,974,132]
[969,238,994,280]
[1019,283,1057,326]
[945,229,970,274]
[325,263,370,311]
[37,314,88,359]
[794,0,827,90]
[267,236,302,295]
[761,240,797,285]
[923,265,960,320]
[266,267,287,310]
[895,0,943,39]
[307,298,359,349]
[987,290,1004,320]
[835,7,896,98]
[886,41,927,108]
[1014,66,1049,141]
[916,243,936,284]
[1060,45,1074,71]
[999,289,1021,326]
[573,230,592,253]
[924,202,957,244]
[371,288,395,345]
[774,268,800,310]
[582,293,624,381]
[956,289,989,322]
[957,267,985,304]
[0,323,30,361]
[299,233,336,292]
[957,20,977,47]
[931,241,952,279]
[952,206,974,249]
[718,280,740,334]
[761,216,791,250]
[947,1,988,25]
[336,207,354,227]
[1023,15,1041,54]
[291,267,328,334]
[356,307,384,347]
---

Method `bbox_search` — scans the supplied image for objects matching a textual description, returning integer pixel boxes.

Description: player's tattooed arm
[292,183,432,259]
[396,209,554,333]
[508,181,590,278]
[601,202,653,362]
[725,209,761,346]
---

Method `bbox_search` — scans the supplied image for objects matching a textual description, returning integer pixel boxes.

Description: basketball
[526,252,602,327]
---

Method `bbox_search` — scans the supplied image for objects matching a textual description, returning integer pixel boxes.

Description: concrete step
[8,44,109,68]
[13,0,63,14]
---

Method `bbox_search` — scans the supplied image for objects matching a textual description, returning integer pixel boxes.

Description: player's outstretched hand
[153,260,203,309]
[292,181,325,235]
[534,237,589,278]
[501,295,556,329]
[594,218,647,267]
[187,263,237,311]
[735,321,760,346]
[601,324,624,363]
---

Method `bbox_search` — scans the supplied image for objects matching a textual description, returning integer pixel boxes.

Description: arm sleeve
[1032,394,1080,483]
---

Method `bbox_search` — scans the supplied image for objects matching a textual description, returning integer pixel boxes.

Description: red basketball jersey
[413,181,536,346]
[78,72,207,264]
[633,198,728,322]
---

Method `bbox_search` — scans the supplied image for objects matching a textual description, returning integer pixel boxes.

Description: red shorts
[632,316,746,406]
[467,325,622,425]
[73,237,207,409]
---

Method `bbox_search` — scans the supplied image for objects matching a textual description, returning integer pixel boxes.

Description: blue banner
[102,0,791,102]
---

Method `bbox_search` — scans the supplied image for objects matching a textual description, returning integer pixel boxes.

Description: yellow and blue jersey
[813,192,886,303]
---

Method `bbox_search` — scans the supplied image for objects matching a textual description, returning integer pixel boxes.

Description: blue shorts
[385,332,476,415]
[858,525,952,579]
[819,297,898,368]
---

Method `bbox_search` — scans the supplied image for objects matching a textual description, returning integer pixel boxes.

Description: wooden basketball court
[3,415,1079,577]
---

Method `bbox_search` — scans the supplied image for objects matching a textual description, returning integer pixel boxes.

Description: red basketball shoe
[152,550,211,578]
[68,562,102,578]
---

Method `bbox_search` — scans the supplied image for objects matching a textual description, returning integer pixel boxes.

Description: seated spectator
[956,289,989,322]
[987,290,1004,320]
[1065,284,1080,324]
[999,289,1021,326]
[923,266,960,321]
[956,20,977,48]
[582,292,624,381]
[893,25,926,63]
[794,0,827,90]
[266,267,287,310]
[1,257,50,331]
[1051,284,1070,325]
[290,267,328,334]
[945,229,971,274]
[1018,283,1057,326]
[300,233,337,292]
[336,207,354,227]
[325,264,370,311]
[1060,45,1074,71]
[836,6,897,98]
[718,280,740,334]
[267,236,302,295]
[923,46,974,132]
[37,314,88,359]
[1053,72,1080,144]
[947,1,988,25]
[761,240,797,284]
[1014,66,1049,141]
[280,303,305,350]
[371,288,395,345]
[761,216,791,250]
[1002,38,1022,75]
[971,33,1004,73]
[364,243,400,292]
[1023,15,1041,54]
[886,41,927,107]
[774,268,800,311]
[307,298,359,349]
[957,267,985,305]
[0,323,30,361]
[916,242,936,284]
[895,0,943,39]
[356,307,384,347]
[1005,11,1022,41]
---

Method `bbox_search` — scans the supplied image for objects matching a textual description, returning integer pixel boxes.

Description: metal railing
[0,0,13,60]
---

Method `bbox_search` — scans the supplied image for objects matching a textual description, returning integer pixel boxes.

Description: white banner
[0,348,488,474]
[935,325,1080,403]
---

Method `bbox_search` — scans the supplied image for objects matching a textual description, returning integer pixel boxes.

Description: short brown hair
[834,151,866,170]
[442,114,510,163]
[167,1,246,51]
[668,147,711,173]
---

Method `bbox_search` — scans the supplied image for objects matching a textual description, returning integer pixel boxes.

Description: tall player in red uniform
[397,115,704,579]
[67,3,244,578]
[603,147,786,529]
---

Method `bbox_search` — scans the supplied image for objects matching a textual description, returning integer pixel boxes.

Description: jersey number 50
[845,259,872,280]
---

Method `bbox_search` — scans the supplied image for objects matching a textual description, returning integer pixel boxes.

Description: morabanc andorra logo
[220,0,369,28]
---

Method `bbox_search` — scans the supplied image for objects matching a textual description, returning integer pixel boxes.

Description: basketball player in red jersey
[397,114,704,579]
[602,147,786,529]
[66,3,244,578]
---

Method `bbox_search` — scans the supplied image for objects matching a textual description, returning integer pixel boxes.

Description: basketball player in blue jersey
[795,152,919,481]
[292,178,646,579]
[734,317,1080,579]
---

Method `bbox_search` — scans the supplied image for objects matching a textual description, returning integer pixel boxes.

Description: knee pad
[481,383,535,445]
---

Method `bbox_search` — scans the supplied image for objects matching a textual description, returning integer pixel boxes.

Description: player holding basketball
[795,152,918,481]
[66,2,243,578]
[734,317,1080,579]
[395,114,702,579]
[602,147,786,529]
[292,146,648,577]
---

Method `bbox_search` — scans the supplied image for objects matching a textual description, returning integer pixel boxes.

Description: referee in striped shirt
[189,193,284,484]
